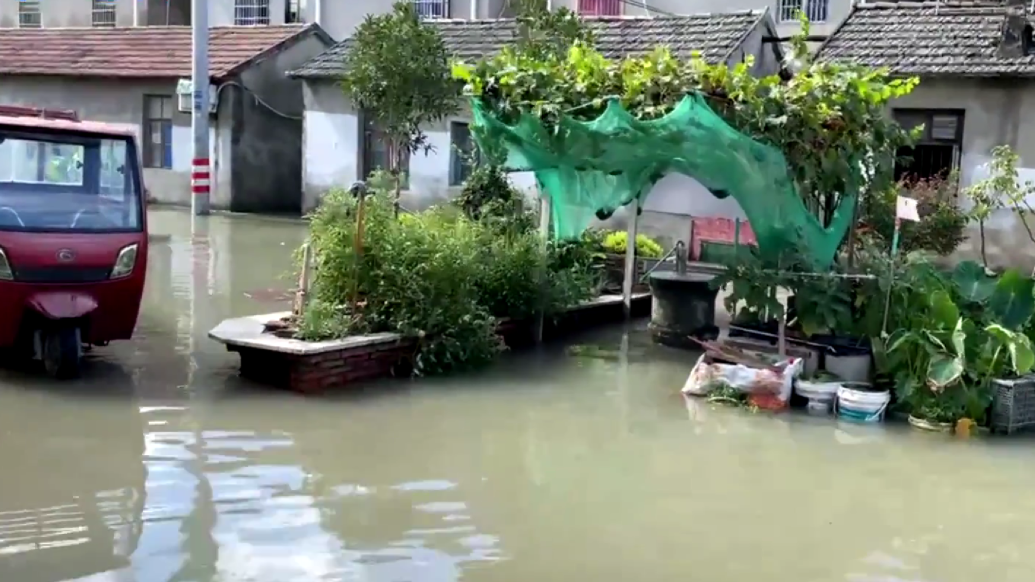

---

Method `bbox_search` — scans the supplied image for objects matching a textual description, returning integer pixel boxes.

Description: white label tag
[896,196,920,222]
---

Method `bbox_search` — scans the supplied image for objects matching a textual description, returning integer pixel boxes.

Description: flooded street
[3,208,1035,581]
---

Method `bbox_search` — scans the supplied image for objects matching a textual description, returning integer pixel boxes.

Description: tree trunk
[979,220,987,266]
[389,139,402,216]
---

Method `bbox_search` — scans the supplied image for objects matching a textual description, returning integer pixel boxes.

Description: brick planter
[232,337,416,394]
[210,293,652,395]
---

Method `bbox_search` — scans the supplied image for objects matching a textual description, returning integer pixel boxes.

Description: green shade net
[469,94,859,269]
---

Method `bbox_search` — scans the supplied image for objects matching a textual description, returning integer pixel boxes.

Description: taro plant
[874,259,1035,424]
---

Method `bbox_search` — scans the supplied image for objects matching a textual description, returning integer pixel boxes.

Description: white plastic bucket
[834,382,889,423]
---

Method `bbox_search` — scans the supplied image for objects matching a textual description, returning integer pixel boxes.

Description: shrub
[860,174,968,256]
[300,179,598,375]
[600,230,664,258]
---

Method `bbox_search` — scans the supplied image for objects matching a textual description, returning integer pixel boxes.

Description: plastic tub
[835,382,889,423]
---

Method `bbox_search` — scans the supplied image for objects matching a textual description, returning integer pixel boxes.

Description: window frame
[284,0,302,23]
[411,0,449,19]
[142,95,174,170]
[449,121,476,187]
[91,0,117,27]
[234,0,271,26]
[18,0,42,28]
[360,111,410,188]
[804,0,829,23]
[576,0,622,16]
[892,108,965,185]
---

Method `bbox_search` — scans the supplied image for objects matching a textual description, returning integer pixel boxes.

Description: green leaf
[987,323,1035,374]
[929,290,959,329]
[988,269,1035,330]
[952,260,996,303]
[951,317,966,359]
[928,354,964,389]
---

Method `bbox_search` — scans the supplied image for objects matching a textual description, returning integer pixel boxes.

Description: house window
[450,122,476,186]
[91,0,117,27]
[577,0,622,16]
[143,96,174,170]
[893,109,965,182]
[361,114,409,187]
[285,0,303,23]
[805,0,828,23]
[412,0,448,19]
[18,0,41,28]
[234,0,270,25]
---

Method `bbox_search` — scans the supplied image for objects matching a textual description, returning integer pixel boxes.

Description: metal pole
[622,204,639,319]
[191,0,211,215]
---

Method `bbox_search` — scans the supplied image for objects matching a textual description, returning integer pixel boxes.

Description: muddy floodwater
[3,208,1035,582]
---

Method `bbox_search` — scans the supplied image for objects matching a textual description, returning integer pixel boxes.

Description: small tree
[964,145,1035,265]
[339,1,458,211]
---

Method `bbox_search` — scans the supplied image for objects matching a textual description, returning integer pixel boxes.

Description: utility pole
[191,0,210,215]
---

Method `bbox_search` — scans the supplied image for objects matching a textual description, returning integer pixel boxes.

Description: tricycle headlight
[110,243,138,279]
[0,247,12,281]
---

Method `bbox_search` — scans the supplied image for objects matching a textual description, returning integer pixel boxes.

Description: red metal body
[0,232,148,346]
[0,106,148,348]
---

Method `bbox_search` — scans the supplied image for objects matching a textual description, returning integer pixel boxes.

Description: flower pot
[907,415,954,433]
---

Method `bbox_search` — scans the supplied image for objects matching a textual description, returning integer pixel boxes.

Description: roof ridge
[855,0,1017,8]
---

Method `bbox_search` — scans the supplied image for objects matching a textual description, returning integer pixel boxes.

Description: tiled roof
[815,1,1035,76]
[0,24,327,79]
[290,11,769,79]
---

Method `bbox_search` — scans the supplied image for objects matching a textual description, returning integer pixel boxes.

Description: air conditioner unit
[176,79,219,114]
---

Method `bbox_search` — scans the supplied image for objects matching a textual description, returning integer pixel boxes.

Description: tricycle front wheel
[42,326,82,379]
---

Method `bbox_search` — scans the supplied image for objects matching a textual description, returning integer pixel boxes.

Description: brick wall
[235,338,417,394]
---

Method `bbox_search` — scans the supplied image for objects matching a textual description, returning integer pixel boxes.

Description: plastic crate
[990,375,1035,434]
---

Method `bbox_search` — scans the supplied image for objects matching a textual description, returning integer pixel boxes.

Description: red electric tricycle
[0,106,147,378]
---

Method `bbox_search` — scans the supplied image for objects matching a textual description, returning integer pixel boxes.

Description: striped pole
[191,158,210,215]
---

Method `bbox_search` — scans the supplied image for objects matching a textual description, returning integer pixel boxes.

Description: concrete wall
[891,77,1035,270]
[231,32,329,213]
[0,76,232,207]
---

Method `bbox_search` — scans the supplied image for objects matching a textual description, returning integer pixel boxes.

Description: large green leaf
[928,354,964,389]
[929,290,960,329]
[951,317,967,360]
[988,269,1035,329]
[986,323,1035,374]
[952,260,996,303]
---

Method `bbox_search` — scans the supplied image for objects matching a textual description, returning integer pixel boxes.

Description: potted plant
[598,230,666,292]
[878,277,1035,432]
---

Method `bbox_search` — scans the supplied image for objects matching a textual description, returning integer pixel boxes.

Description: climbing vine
[451,12,918,234]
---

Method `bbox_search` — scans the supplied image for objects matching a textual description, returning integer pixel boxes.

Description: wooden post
[622,203,639,319]
[533,194,550,343]
[734,217,741,260]
[293,243,312,317]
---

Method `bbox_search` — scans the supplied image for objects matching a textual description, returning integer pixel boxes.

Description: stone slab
[208,311,403,356]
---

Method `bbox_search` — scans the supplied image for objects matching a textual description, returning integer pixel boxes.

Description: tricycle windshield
[0,129,142,233]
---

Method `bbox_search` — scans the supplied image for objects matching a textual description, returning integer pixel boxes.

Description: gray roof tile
[815,1,1035,76]
[290,11,768,79]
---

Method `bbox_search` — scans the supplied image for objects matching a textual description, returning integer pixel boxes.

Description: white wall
[301,90,745,247]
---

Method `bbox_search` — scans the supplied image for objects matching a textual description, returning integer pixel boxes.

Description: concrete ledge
[208,311,403,355]
[209,293,652,393]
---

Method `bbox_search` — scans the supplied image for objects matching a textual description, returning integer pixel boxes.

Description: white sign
[896,195,920,222]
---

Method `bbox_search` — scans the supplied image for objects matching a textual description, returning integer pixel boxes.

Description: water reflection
[2,209,1035,581]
